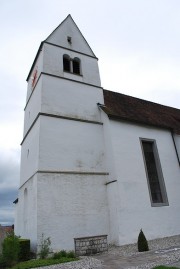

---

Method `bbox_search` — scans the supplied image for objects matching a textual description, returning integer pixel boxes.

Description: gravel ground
[35,256,102,269]
[107,234,180,269]
[108,234,180,256]
[126,248,180,269]
[108,235,180,269]
[36,235,180,269]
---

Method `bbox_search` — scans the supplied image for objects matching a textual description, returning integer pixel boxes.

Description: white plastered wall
[99,109,120,245]
[36,173,109,251]
[35,114,110,250]
[43,43,101,86]
[46,15,95,57]
[15,175,37,251]
[108,120,180,245]
[26,49,44,102]
[23,77,42,135]
[20,120,40,186]
[39,116,106,173]
[41,74,103,122]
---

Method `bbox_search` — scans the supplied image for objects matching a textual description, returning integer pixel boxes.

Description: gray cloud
[0,188,18,207]
[0,149,19,225]
[0,208,15,225]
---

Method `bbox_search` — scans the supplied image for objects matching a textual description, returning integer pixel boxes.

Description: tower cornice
[25,72,103,110]
[21,112,103,146]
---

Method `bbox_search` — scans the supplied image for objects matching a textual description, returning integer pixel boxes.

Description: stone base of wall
[74,235,108,256]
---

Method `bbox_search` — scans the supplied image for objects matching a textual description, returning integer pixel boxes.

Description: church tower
[15,15,110,251]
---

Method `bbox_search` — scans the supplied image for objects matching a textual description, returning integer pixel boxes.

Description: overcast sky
[0,0,180,226]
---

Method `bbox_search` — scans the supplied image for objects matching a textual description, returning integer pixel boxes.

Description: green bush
[18,239,30,261]
[0,254,6,268]
[67,251,75,258]
[52,252,62,259]
[53,250,67,259]
[38,234,51,259]
[53,250,75,259]
[137,229,149,252]
[2,232,20,267]
[58,250,67,257]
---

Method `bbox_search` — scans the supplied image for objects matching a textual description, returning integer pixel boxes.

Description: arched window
[73,57,80,74]
[63,54,70,72]
[63,55,81,75]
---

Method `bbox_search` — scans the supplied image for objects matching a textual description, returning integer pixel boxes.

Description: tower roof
[27,15,96,81]
[45,14,96,57]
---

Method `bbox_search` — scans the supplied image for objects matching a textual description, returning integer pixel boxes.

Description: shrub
[0,254,6,269]
[53,250,75,259]
[38,234,51,259]
[2,232,20,267]
[137,229,149,252]
[53,250,67,259]
[18,239,30,261]
[67,251,75,258]
[52,252,62,259]
[58,250,67,257]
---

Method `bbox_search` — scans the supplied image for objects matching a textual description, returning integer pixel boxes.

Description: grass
[9,257,78,269]
[153,266,179,269]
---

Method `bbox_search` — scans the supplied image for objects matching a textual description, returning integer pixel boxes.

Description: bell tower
[16,15,110,251]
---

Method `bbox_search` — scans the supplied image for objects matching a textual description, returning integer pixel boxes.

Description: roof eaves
[69,15,97,58]
[107,113,175,132]
[45,14,70,41]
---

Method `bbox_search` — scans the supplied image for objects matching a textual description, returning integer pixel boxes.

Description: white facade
[15,15,180,251]
[105,119,180,245]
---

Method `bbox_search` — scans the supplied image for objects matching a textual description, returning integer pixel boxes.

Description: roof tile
[103,90,180,134]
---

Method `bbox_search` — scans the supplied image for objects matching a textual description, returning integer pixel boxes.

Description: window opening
[73,57,80,74]
[63,55,70,72]
[63,55,81,75]
[67,36,72,44]
[141,139,168,206]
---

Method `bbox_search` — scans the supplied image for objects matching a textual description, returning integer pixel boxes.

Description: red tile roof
[0,226,13,239]
[103,90,180,134]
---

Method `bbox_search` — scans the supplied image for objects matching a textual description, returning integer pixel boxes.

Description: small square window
[67,36,72,44]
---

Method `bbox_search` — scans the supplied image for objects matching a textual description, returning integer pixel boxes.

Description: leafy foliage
[137,229,149,252]
[2,232,20,267]
[0,254,6,268]
[18,239,30,261]
[66,251,76,258]
[53,250,75,259]
[38,234,51,259]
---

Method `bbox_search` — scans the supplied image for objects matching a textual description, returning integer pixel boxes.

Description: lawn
[153,266,180,269]
[9,257,78,269]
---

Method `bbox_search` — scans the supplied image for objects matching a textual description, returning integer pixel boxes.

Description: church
[14,15,180,252]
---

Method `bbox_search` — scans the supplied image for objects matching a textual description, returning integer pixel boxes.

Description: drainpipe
[171,131,180,166]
